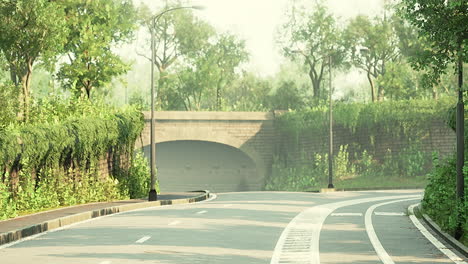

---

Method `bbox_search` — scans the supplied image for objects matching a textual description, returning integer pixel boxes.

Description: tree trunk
[432,85,438,100]
[216,78,223,110]
[367,73,376,102]
[20,59,33,122]
[309,70,321,99]
[378,85,385,101]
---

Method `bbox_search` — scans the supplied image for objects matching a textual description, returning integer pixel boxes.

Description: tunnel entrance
[143,140,258,192]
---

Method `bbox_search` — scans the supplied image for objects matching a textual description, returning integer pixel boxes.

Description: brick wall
[275,119,456,166]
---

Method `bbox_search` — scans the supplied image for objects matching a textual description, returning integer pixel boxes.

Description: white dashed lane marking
[168,220,181,226]
[330,213,363,216]
[196,210,208,215]
[135,236,151,244]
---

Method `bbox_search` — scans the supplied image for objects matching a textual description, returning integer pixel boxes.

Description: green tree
[0,0,68,121]
[224,72,272,111]
[203,34,249,110]
[139,3,215,109]
[345,15,400,102]
[398,0,467,83]
[170,33,249,110]
[399,0,467,240]
[278,2,348,101]
[57,0,137,99]
[268,80,306,110]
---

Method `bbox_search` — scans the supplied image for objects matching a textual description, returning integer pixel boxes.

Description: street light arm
[151,5,205,27]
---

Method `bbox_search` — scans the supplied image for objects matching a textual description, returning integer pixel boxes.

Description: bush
[0,101,147,220]
[117,152,155,199]
[422,156,467,245]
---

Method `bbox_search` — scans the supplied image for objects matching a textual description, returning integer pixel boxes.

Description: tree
[268,80,306,110]
[345,15,400,102]
[57,0,137,99]
[224,72,272,111]
[278,2,348,101]
[170,33,249,111]
[399,0,467,239]
[203,34,249,110]
[0,0,68,121]
[139,3,215,109]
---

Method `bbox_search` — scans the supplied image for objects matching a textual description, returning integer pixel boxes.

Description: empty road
[1,190,466,264]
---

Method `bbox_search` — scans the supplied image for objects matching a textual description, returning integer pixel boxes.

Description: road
[0,190,466,264]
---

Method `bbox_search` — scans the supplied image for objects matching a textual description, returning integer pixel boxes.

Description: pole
[328,55,334,189]
[455,44,464,239]
[147,6,204,201]
[149,19,157,201]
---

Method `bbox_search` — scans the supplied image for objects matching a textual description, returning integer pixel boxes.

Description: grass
[303,174,428,192]
[332,175,427,190]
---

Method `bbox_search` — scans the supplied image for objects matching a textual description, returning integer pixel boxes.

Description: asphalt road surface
[1,190,466,264]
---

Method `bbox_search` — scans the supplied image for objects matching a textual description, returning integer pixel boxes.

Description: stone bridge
[137,111,276,192]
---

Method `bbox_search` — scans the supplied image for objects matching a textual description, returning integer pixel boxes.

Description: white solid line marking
[196,210,208,214]
[408,204,467,264]
[223,204,233,207]
[375,212,406,216]
[99,261,112,264]
[135,236,151,244]
[365,197,420,264]
[168,220,181,226]
[331,213,363,216]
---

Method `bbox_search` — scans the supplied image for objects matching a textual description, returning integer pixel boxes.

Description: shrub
[118,152,155,199]
[422,156,467,245]
[0,101,147,219]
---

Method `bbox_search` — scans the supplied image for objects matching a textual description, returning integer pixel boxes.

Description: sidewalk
[0,191,210,247]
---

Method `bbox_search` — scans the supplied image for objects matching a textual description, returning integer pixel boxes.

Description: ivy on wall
[0,103,147,219]
[275,97,457,139]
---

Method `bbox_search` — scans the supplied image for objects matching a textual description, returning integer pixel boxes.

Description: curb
[416,205,468,258]
[0,190,210,247]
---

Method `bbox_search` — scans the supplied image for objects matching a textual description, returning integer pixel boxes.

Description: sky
[133,0,385,77]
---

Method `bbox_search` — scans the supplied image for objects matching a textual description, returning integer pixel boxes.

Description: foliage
[276,97,454,137]
[0,81,18,129]
[267,80,306,111]
[0,0,68,121]
[170,33,249,110]
[398,0,467,83]
[137,2,216,110]
[57,0,137,99]
[0,102,146,219]
[224,72,272,111]
[345,14,400,102]
[422,156,467,245]
[277,1,348,100]
[118,152,154,199]
[269,98,456,191]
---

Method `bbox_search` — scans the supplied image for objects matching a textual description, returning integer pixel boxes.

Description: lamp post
[328,54,334,189]
[148,5,204,201]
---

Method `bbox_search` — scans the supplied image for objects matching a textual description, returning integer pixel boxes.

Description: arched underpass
[142,140,262,193]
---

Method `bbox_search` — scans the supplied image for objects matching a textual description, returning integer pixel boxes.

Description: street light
[328,54,334,189]
[148,5,204,201]
[293,48,335,189]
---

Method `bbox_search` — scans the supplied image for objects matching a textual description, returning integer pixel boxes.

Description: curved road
[0,190,466,264]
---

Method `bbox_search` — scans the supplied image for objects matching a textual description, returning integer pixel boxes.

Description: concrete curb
[416,205,468,258]
[0,190,210,247]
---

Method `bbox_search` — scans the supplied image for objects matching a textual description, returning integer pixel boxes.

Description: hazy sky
[133,0,385,77]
